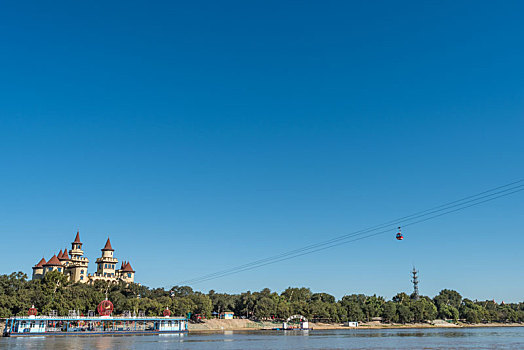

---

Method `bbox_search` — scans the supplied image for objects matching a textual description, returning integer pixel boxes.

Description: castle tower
[95,238,118,278]
[118,261,135,283]
[70,231,84,258]
[32,258,46,280]
[68,231,89,283]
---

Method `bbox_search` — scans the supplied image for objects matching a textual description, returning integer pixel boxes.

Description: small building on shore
[220,312,234,320]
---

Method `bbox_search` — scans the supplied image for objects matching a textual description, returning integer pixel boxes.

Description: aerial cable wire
[178,181,524,285]
[181,187,524,285]
[178,183,524,285]
[176,180,524,286]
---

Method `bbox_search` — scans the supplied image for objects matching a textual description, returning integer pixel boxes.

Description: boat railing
[7,316,187,320]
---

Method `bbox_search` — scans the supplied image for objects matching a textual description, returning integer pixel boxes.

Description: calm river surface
[1,327,523,349]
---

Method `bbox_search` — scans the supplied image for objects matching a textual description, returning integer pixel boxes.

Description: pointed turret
[57,249,63,259]
[61,249,70,261]
[73,230,81,243]
[122,262,135,272]
[102,238,114,251]
[96,237,118,277]
[70,230,85,259]
[32,257,47,280]
[68,231,89,283]
[33,258,46,268]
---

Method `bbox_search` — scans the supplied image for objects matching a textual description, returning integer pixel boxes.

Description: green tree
[410,297,437,322]
[382,301,398,323]
[397,304,414,323]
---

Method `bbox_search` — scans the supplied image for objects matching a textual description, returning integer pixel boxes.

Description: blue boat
[3,315,188,337]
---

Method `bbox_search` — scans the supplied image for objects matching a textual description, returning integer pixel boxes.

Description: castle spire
[73,230,81,243]
[102,237,114,251]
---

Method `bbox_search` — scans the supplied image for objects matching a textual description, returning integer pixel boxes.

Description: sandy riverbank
[187,319,524,332]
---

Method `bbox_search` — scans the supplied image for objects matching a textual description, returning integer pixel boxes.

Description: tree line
[1,271,522,324]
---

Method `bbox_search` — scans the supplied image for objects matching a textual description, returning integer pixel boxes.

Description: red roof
[102,238,114,251]
[61,249,70,260]
[73,231,81,244]
[33,258,46,268]
[121,262,135,272]
[44,255,63,267]
[57,250,63,259]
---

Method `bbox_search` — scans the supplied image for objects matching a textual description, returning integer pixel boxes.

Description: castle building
[31,231,135,284]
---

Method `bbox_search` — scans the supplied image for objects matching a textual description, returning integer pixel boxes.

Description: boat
[3,302,188,337]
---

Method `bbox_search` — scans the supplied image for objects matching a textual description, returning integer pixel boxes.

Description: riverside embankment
[187,319,523,332]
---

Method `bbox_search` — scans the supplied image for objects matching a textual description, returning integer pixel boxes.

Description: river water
[1,327,523,349]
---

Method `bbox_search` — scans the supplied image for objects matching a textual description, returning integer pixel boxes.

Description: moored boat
[3,315,188,337]
[2,302,188,337]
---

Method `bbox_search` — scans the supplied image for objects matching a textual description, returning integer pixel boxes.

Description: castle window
[127,273,131,278]
[80,276,84,280]
[81,270,84,274]
[58,268,61,272]
[104,264,107,268]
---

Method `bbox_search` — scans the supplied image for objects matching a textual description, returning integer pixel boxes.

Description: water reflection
[0,327,522,350]
[93,336,114,350]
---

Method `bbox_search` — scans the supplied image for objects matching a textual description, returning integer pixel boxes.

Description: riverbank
[2,319,521,335]
[187,319,524,332]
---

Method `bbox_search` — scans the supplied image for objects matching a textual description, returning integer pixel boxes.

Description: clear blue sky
[0,1,522,302]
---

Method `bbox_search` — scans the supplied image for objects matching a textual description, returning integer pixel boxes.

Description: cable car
[396,227,403,240]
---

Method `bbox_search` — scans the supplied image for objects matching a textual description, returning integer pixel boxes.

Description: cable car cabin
[396,227,403,240]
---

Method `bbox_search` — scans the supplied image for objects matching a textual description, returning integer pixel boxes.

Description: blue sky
[0,1,523,302]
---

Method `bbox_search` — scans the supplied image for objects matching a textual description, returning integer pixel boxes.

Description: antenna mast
[411,266,419,300]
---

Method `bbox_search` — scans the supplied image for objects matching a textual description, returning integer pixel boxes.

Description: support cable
[176,180,524,286]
